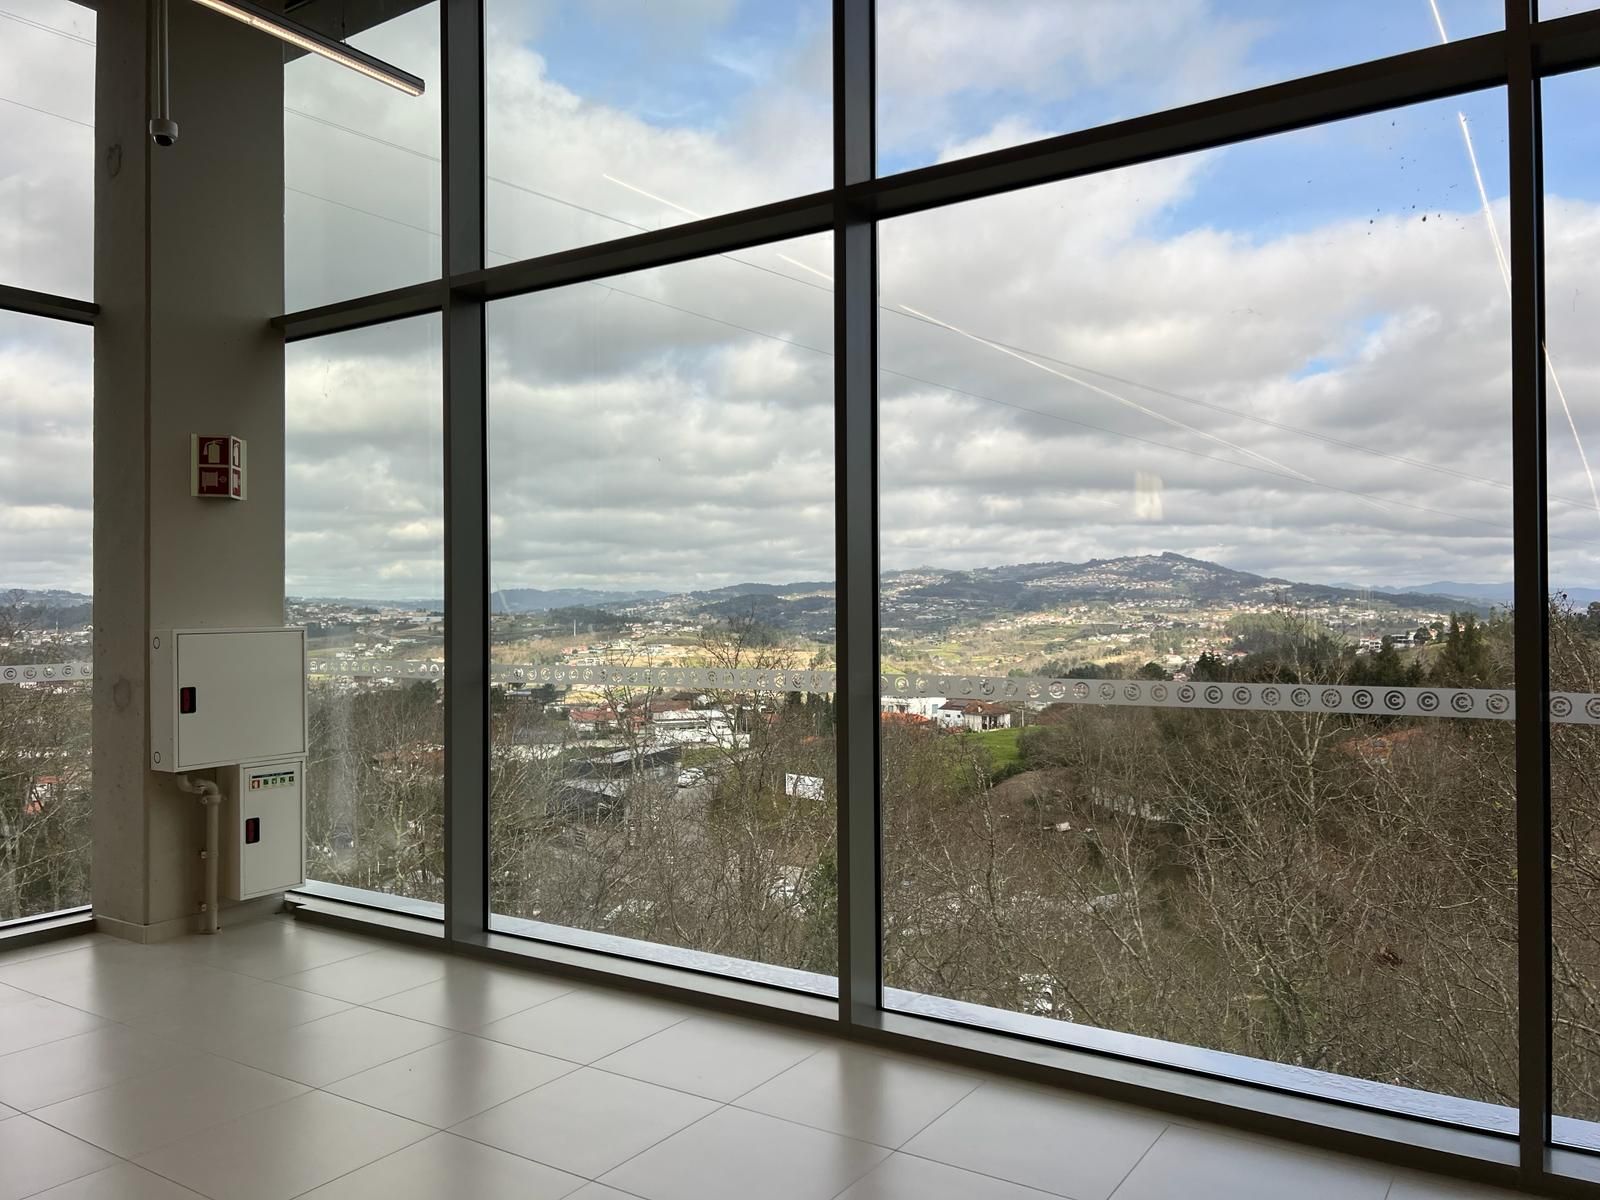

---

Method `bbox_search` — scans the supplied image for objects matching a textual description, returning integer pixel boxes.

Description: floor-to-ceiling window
[284,2,441,312]
[282,3,446,913]
[277,0,1600,1187]
[484,237,837,989]
[0,0,95,926]
[877,88,1520,1130]
[285,316,445,910]
[1544,63,1600,1151]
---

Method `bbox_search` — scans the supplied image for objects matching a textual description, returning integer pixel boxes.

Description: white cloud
[6,0,1599,611]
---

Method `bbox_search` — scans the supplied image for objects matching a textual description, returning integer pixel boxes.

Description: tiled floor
[0,918,1524,1200]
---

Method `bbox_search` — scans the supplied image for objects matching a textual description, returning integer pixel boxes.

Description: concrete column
[93,0,285,940]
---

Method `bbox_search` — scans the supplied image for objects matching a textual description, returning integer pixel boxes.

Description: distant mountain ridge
[612,552,1484,639]
[0,589,94,632]
[1407,581,1600,609]
[491,587,670,613]
[21,557,1496,640]
[285,587,673,613]
[2,588,91,608]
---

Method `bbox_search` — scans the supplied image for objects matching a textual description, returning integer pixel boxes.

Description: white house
[938,699,1013,732]
[880,694,948,720]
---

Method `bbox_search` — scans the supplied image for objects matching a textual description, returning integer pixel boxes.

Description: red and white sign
[191,434,246,500]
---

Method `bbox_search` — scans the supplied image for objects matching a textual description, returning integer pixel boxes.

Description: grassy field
[964,726,1024,771]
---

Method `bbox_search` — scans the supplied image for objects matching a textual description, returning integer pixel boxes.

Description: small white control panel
[223,760,305,901]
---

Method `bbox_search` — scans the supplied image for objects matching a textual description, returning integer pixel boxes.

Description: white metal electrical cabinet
[150,628,307,771]
[221,760,305,900]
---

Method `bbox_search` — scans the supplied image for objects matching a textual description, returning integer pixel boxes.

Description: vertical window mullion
[442,0,489,943]
[1507,0,1553,1184]
[834,0,880,1026]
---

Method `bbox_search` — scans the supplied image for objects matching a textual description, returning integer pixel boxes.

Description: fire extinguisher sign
[190,434,246,500]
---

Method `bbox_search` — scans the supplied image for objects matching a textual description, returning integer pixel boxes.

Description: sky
[5,0,1600,603]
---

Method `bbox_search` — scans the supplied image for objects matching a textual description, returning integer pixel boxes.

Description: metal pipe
[175,774,222,933]
[149,0,179,147]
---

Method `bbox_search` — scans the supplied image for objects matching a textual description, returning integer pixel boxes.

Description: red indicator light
[179,687,196,714]
[245,817,260,844]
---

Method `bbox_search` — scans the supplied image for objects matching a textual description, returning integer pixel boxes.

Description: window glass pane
[1543,2,1597,17]
[878,92,1518,1125]
[1544,67,1600,1150]
[487,236,837,991]
[877,0,1500,174]
[0,311,93,922]
[0,0,94,299]
[286,316,444,906]
[284,3,441,312]
[485,1,830,264]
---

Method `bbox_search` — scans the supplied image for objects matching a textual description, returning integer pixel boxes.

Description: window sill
[0,905,95,951]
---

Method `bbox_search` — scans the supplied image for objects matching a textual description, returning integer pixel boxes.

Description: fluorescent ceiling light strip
[188,0,424,96]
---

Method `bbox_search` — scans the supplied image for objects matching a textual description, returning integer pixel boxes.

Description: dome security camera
[149,117,179,148]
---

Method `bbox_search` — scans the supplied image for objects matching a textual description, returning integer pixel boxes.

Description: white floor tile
[0,935,108,969]
[595,1014,821,1102]
[326,1034,575,1127]
[126,969,351,1043]
[0,982,31,1008]
[369,963,574,1031]
[33,1051,308,1158]
[1386,1168,1526,1199]
[477,986,691,1063]
[838,1153,1058,1199]
[0,996,107,1057]
[0,1114,119,1200]
[600,1105,889,1200]
[736,1044,979,1147]
[213,1004,453,1086]
[27,1161,209,1199]
[0,954,227,1025]
[452,1066,717,1178]
[278,946,447,1003]
[134,1090,431,1200]
[1110,1124,1392,1200]
[0,1024,194,1111]
[902,1081,1166,1200]
[297,1131,586,1199]
[159,920,379,980]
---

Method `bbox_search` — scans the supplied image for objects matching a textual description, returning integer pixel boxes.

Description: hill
[610,553,1478,640]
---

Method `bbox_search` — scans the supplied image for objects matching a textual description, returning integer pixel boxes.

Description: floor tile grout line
[1103,1121,1174,1200]
[273,963,455,1007]
[0,936,107,975]
[15,1033,275,1120]
[826,1152,1066,1200]
[358,973,582,1033]
[893,1134,1126,1199]
[11,1144,128,1200]
[221,943,392,983]
[439,1074,730,1184]
[49,1071,315,1171]
[8,1098,196,1200]
[243,1021,458,1091]
[0,952,374,1035]
[274,1120,438,1200]
[592,1096,735,1184]
[112,1084,385,1199]
[871,1066,985,1150]
[488,1004,699,1066]
[315,1048,584,1127]
[719,1038,830,1106]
